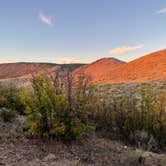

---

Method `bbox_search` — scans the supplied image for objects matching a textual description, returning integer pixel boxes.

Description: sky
[0,0,166,64]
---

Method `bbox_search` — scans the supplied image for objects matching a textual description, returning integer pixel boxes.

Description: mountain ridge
[74,49,166,84]
[0,49,165,84]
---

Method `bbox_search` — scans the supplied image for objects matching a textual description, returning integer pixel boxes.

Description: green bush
[153,92,166,147]
[0,83,25,114]
[0,108,17,122]
[24,70,95,141]
[93,88,166,150]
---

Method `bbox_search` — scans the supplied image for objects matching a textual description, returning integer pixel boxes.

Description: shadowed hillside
[0,62,85,80]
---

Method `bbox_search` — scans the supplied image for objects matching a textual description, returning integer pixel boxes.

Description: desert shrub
[153,92,166,147]
[24,71,66,138]
[93,87,166,150]
[24,69,95,141]
[94,93,139,138]
[0,108,17,122]
[139,87,155,131]
[0,83,25,114]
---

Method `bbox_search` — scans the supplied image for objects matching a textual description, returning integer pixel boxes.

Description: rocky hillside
[74,57,125,82]
[0,62,84,80]
[74,49,166,84]
[0,49,166,85]
[104,49,166,83]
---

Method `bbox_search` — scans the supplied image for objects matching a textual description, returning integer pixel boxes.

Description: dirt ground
[0,112,166,166]
[0,134,166,166]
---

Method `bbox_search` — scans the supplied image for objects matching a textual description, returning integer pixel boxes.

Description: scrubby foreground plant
[24,69,96,141]
[0,83,25,114]
[0,69,165,150]
[0,108,17,122]
[94,87,166,150]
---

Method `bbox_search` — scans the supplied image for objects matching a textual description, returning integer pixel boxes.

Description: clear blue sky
[0,0,166,63]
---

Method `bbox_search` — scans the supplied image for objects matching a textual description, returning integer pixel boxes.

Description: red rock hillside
[74,58,125,82]
[74,49,166,84]
[0,63,57,80]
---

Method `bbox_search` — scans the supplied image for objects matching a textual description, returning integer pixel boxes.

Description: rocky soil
[0,118,166,166]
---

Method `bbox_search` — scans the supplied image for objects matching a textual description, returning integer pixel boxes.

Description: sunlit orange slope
[74,58,125,82]
[74,49,166,84]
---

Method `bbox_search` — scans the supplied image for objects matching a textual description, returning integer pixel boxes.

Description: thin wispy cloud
[157,8,166,14]
[38,11,54,26]
[109,45,143,55]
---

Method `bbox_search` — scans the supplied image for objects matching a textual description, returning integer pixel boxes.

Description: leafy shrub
[0,108,17,122]
[0,83,25,114]
[93,87,166,150]
[24,70,95,141]
[153,92,166,147]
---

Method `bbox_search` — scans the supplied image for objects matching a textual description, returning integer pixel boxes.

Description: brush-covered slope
[0,63,58,80]
[74,58,125,82]
[0,63,85,80]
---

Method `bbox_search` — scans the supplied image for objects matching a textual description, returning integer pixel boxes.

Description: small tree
[25,70,66,138]
[60,70,95,141]
[25,68,95,141]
